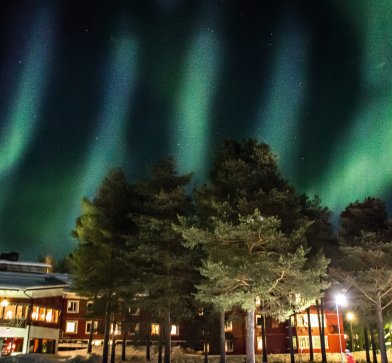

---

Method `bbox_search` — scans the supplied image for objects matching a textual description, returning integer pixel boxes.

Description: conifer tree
[179,140,329,363]
[71,169,135,363]
[128,158,196,363]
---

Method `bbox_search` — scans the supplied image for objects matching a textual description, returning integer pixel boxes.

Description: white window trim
[65,320,78,334]
[67,300,79,313]
[85,320,98,335]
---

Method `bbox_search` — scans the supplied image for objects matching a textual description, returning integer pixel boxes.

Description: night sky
[0,0,391,259]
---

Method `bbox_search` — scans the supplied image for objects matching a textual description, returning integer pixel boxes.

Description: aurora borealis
[0,0,392,259]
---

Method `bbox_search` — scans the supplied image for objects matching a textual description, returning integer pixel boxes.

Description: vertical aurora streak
[308,2,392,211]
[0,7,55,176]
[81,36,139,197]
[254,9,309,180]
[172,23,221,181]
[55,34,139,254]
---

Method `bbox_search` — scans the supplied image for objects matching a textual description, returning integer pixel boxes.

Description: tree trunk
[219,310,226,363]
[110,316,117,363]
[87,319,94,354]
[316,299,327,363]
[246,309,255,363]
[158,323,163,363]
[376,302,388,363]
[164,308,171,363]
[364,327,371,363]
[288,316,295,363]
[110,313,117,363]
[121,321,127,361]
[370,328,378,363]
[306,308,313,362]
[146,323,151,361]
[203,329,208,363]
[261,315,268,363]
[102,290,111,363]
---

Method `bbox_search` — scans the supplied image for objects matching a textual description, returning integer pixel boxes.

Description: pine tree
[336,234,392,363]
[71,169,135,363]
[128,158,196,363]
[179,140,329,363]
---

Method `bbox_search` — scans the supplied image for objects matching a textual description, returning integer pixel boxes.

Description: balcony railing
[0,318,27,328]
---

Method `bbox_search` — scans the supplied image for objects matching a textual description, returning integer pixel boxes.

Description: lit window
[171,325,179,335]
[85,321,98,334]
[67,301,79,313]
[46,309,53,323]
[39,307,46,321]
[66,320,78,334]
[3,305,16,320]
[31,306,39,320]
[225,340,233,352]
[111,323,121,335]
[257,337,263,350]
[225,321,232,332]
[296,314,324,328]
[151,323,160,335]
[53,310,59,323]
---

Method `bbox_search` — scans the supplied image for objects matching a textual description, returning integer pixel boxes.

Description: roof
[0,271,69,291]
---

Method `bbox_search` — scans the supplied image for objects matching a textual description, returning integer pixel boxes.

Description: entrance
[29,338,56,353]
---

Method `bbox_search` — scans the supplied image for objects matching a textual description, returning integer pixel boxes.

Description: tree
[339,197,390,246]
[128,158,196,363]
[335,197,392,363]
[71,169,135,363]
[299,194,338,260]
[179,140,329,363]
[336,234,392,363]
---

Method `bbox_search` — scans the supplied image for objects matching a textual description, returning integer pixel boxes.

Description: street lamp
[346,312,355,351]
[335,294,347,363]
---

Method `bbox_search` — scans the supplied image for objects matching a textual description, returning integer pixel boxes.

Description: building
[0,253,346,356]
[0,255,68,355]
[227,300,346,355]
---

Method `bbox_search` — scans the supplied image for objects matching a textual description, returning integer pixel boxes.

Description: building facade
[0,253,346,356]
[0,259,68,355]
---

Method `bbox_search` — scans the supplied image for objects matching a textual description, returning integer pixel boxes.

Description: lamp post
[346,312,355,351]
[335,294,347,363]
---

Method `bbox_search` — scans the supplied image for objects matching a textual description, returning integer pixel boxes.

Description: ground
[0,347,389,363]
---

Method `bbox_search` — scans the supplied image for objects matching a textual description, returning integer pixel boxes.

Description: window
[151,323,160,335]
[38,307,46,321]
[31,306,59,323]
[171,325,179,335]
[257,337,263,350]
[297,336,329,349]
[67,300,79,313]
[66,320,78,334]
[1,338,23,354]
[256,315,262,326]
[86,301,94,312]
[224,321,232,332]
[31,306,39,320]
[85,320,98,334]
[111,323,121,335]
[225,340,233,352]
[45,309,53,323]
[3,305,16,319]
[296,313,325,328]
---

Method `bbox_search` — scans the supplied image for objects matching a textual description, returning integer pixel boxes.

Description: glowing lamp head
[335,294,348,307]
[347,312,354,321]
[1,299,9,307]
